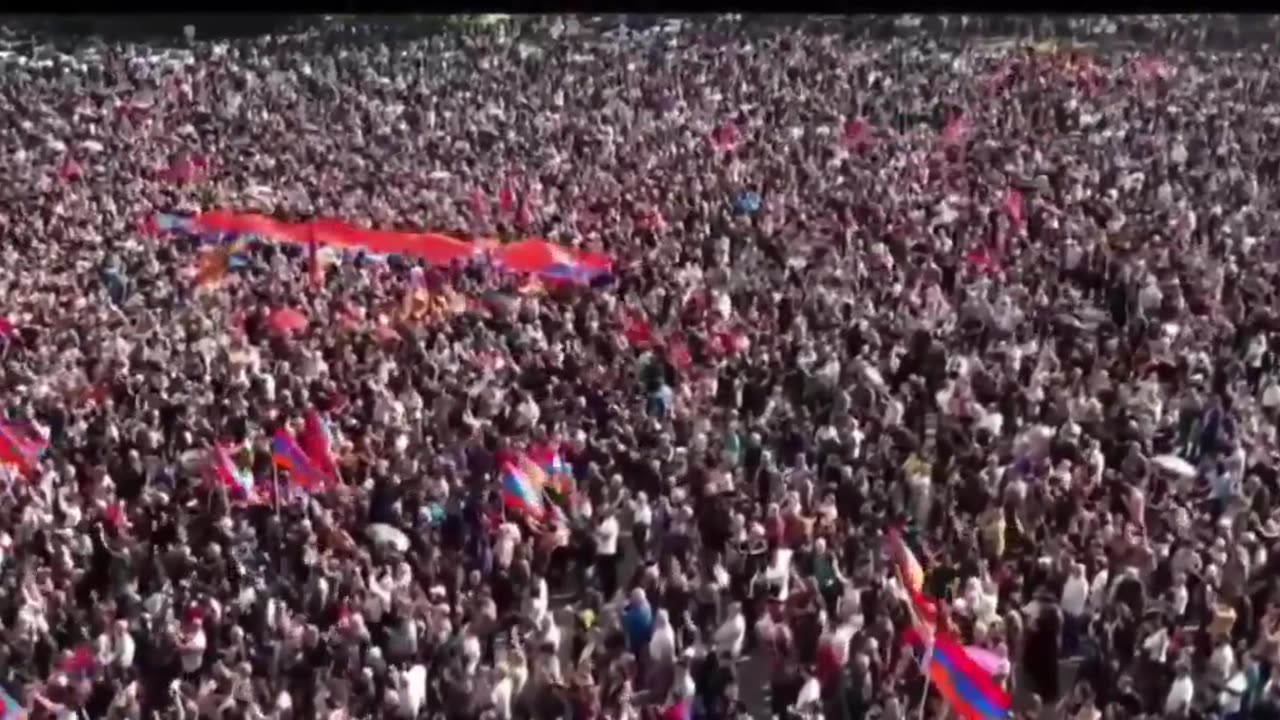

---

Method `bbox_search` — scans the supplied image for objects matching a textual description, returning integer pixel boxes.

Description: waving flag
[0,683,20,720]
[518,455,549,495]
[299,408,340,483]
[528,445,574,502]
[271,429,327,491]
[211,444,256,503]
[192,239,246,289]
[0,420,48,477]
[904,624,1011,720]
[886,527,926,594]
[545,451,573,485]
[501,462,545,520]
[59,645,97,679]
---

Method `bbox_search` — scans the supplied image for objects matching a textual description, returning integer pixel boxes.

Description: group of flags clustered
[499,445,576,531]
[209,407,340,504]
[1,394,574,521]
[212,407,581,533]
[887,528,1013,720]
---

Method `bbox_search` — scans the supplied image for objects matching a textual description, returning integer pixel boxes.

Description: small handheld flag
[271,429,326,491]
[299,408,340,484]
[501,462,545,520]
[211,444,256,503]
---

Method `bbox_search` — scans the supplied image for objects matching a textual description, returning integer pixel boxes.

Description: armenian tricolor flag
[211,444,256,503]
[501,462,545,520]
[0,420,48,477]
[904,624,1011,720]
[193,239,247,289]
[886,526,926,594]
[529,445,575,502]
[271,429,327,491]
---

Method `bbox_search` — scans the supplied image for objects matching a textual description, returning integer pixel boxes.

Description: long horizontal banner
[172,210,613,282]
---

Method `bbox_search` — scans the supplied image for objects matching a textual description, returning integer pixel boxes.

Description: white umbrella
[1152,455,1197,480]
[366,523,410,553]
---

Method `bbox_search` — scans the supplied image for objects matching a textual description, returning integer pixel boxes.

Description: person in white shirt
[178,617,208,676]
[489,666,514,720]
[1164,664,1195,716]
[1207,635,1236,687]
[792,667,822,719]
[715,602,746,660]
[595,508,620,600]
[1088,567,1110,613]
[1142,624,1169,664]
[97,620,136,671]
[527,575,549,631]
[631,491,652,560]
[1060,563,1089,656]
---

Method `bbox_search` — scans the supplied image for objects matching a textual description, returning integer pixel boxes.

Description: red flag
[59,156,83,182]
[267,307,309,336]
[1003,189,1025,227]
[621,311,654,349]
[59,645,96,677]
[965,248,1000,274]
[299,408,339,484]
[0,420,47,477]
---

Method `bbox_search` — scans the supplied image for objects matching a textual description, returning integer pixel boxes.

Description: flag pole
[272,461,282,520]
[918,632,936,720]
[899,564,936,720]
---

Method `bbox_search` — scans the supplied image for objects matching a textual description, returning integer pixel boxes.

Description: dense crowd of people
[2,13,1280,720]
